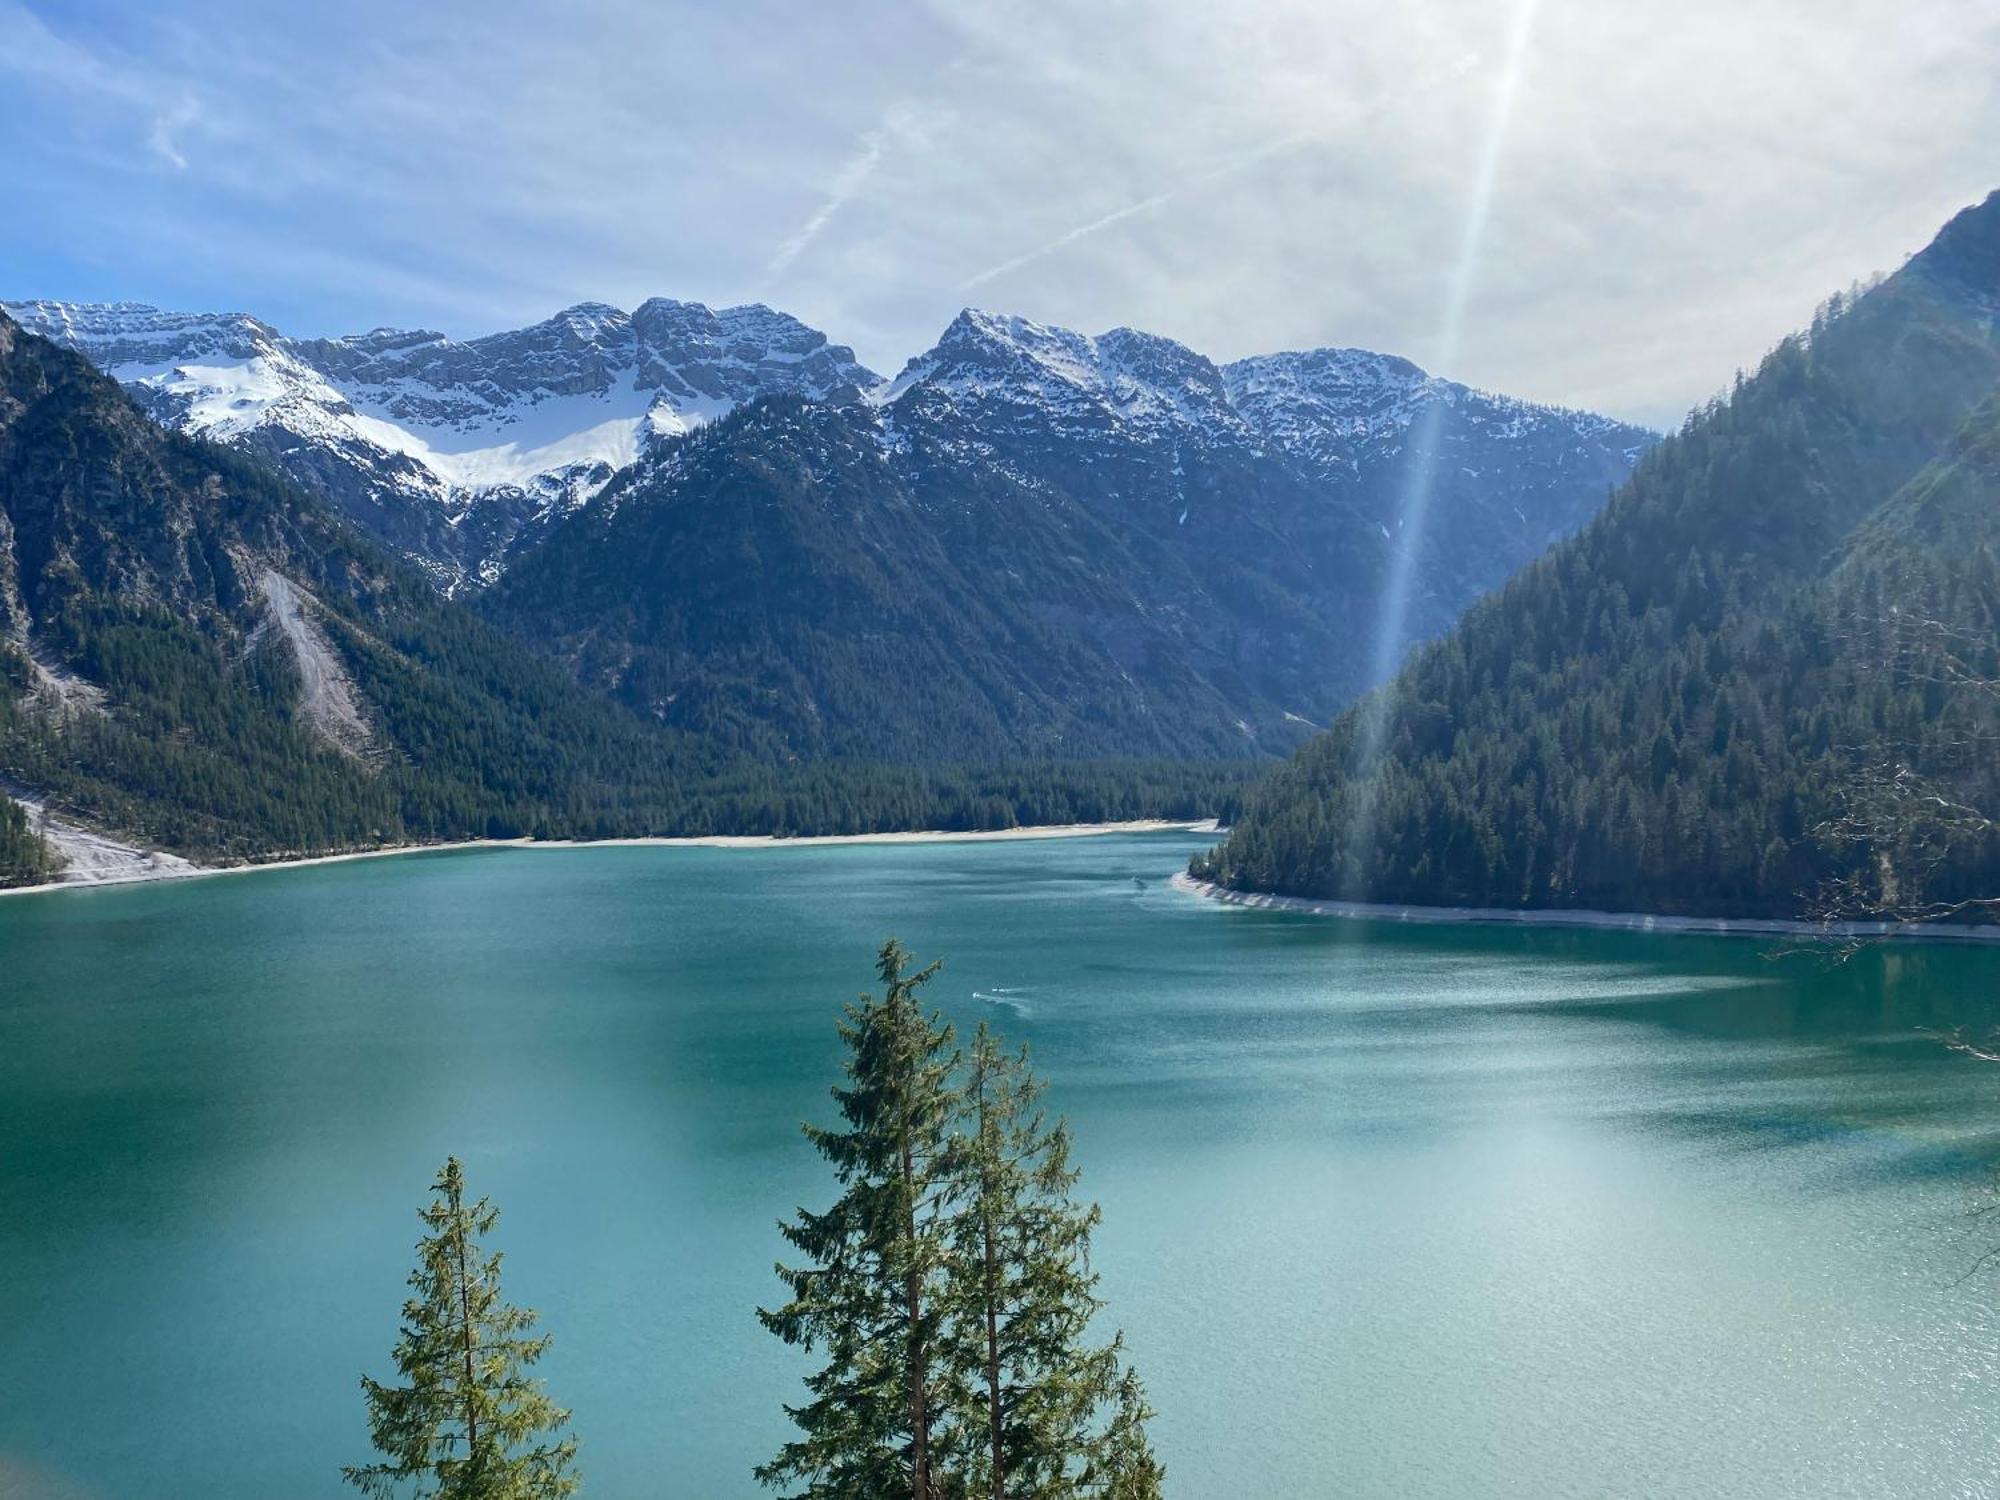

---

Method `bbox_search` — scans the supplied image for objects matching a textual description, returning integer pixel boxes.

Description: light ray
[1338,0,1542,900]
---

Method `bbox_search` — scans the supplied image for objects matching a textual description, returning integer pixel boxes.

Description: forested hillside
[484,393,1352,760]
[481,309,1651,761]
[1197,190,2000,921]
[0,314,1247,887]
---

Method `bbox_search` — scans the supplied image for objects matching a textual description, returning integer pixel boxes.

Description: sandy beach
[1171,872,2000,945]
[0,818,1223,901]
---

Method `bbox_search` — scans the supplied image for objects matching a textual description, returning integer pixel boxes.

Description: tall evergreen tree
[943,1026,1163,1500]
[758,940,963,1500]
[345,1157,579,1500]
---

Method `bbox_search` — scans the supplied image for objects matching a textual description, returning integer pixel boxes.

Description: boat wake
[973,987,1033,1016]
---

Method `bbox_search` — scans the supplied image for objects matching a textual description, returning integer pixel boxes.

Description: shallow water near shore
[5,830,2000,1497]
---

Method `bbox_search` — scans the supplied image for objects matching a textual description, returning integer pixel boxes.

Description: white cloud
[146,97,198,170]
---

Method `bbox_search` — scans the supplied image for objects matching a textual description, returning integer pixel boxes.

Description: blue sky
[4,0,1997,427]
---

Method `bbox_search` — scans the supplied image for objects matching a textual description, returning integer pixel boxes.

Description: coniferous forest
[0,795,56,883]
[1196,191,2000,922]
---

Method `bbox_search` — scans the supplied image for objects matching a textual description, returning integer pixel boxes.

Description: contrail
[1339,0,1543,900]
[766,130,889,277]
[960,130,1322,292]
[962,188,1178,289]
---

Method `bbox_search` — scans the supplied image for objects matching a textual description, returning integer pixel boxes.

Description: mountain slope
[11,295,1654,769]
[1222,347,1651,616]
[876,310,1651,644]
[0,310,1248,887]
[484,310,1653,761]
[485,395,1318,760]
[0,308,737,872]
[2,298,879,592]
[1197,190,2000,920]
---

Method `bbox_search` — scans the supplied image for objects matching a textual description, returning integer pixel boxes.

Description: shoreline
[1171,873,2000,945]
[0,819,1221,901]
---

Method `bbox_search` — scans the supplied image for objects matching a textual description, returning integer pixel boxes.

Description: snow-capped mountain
[872,310,1654,616]
[875,310,1649,520]
[1222,345,1652,492]
[9,291,1656,757]
[870,309,1252,454]
[4,298,877,591]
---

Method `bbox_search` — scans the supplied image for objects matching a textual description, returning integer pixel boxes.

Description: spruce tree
[758,939,964,1500]
[942,1026,1163,1500]
[345,1157,579,1500]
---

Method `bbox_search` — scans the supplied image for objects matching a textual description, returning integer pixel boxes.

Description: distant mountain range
[6,297,1653,758]
[0,310,1253,885]
[1198,189,2000,921]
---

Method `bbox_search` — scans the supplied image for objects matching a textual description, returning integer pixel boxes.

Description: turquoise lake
[5,830,2000,1497]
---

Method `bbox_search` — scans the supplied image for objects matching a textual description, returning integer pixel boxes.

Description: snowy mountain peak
[1223,347,1429,403]
[876,308,1246,443]
[551,301,629,340]
[4,296,879,590]
[1222,346,1655,480]
[325,325,451,359]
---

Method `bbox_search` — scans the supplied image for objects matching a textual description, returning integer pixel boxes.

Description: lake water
[5,831,2000,1498]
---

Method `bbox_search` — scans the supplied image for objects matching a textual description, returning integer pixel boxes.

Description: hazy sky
[4,0,1997,427]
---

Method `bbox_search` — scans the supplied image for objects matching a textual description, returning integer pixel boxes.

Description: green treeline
[1198,202,2000,922]
[346,944,1160,1499]
[0,608,1251,882]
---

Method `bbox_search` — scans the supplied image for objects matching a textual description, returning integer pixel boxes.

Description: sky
[2,0,1997,428]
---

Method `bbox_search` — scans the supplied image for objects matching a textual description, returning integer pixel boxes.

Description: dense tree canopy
[1198,193,2000,922]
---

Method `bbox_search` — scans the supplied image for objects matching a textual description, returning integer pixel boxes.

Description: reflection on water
[3,833,2000,1498]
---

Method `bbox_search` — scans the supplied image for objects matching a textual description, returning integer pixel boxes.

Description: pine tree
[942,1026,1163,1500]
[758,939,963,1500]
[1082,1371,1164,1500]
[344,1157,579,1499]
